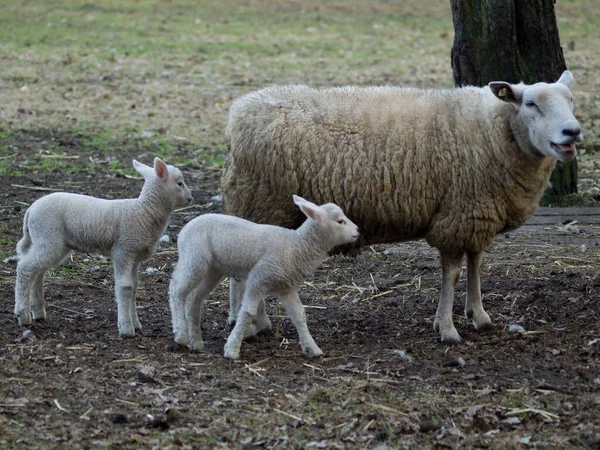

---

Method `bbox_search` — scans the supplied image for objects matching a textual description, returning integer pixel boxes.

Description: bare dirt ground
[1,130,599,449]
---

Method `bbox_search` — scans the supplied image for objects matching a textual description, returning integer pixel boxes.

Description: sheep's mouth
[551,142,575,155]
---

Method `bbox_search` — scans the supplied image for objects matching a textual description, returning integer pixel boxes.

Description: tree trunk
[450,0,577,204]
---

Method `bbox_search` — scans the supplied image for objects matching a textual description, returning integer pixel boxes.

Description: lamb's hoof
[188,339,204,352]
[174,333,190,346]
[304,346,324,358]
[468,311,493,331]
[224,345,241,360]
[15,309,32,326]
[119,327,136,337]
[440,328,462,345]
[31,310,47,321]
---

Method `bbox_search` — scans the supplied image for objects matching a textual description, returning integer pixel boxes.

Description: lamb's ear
[294,195,325,223]
[556,70,573,88]
[154,157,169,180]
[489,81,525,105]
[132,159,154,179]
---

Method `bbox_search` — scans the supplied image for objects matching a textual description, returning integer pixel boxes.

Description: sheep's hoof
[16,315,32,326]
[467,310,493,331]
[224,349,241,360]
[188,339,204,352]
[304,346,324,358]
[440,328,462,345]
[31,309,47,321]
[119,327,136,337]
[174,333,190,346]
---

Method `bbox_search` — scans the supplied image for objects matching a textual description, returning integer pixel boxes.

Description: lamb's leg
[14,260,36,325]
[129,263,142,332]
[228,278,267,339]
[225,284,264,360]
[185,273,223,352]
[112,254,136,337]
[433,251,464,345]
[169,270,194,346]
[227,278,244,326]
[30,272,47,321]
[465,251,492,331]
[278,290,323,357]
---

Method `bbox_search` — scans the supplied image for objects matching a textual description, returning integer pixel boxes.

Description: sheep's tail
[16,208,32,258]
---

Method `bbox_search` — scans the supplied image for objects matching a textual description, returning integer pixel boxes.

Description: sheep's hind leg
[433,251,463,345]
[225,284,265,360]
[113,254,136,337]
[30,272,47,321]
[228,278,266,339]
[14,260,36,325]
[278,290,323,357]
[185,273,223,352]
[169,270,194,346]
[129,263,142,332]
[465,251,492,331]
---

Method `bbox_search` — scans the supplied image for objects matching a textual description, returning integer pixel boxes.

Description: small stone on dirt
[159,234,170,244]
[508,324,526,333]
[419,420,441,433]
[392,349,413,362]
[504,417,521,425]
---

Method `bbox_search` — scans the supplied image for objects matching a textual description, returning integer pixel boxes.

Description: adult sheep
[221,71,582,345]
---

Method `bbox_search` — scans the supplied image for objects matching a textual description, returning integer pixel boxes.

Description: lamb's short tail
[16,209,32,258]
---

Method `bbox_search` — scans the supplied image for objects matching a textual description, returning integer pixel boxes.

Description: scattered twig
[302,363,323,371]
[79,407,93,420]
[0,151,18,160]
[506,407,559,420]
[11,184,62,192]
[40,154,80,160]
[115,399,139,406]
[273,408,309,423]
[54,399,70,412]
[366,402,408,416]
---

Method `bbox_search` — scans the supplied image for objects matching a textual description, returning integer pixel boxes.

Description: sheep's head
[489,70,583,163]
[133,157,193,207]
[293,195,359,248]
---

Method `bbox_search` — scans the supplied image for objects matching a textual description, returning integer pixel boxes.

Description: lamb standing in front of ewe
[169,195,359,360]
[14,157,193,336]
[221,71,583,344]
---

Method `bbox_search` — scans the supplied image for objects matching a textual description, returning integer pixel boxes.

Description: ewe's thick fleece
[222,85,555,255]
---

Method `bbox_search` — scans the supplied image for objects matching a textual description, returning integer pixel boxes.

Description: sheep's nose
[562,126,581,138]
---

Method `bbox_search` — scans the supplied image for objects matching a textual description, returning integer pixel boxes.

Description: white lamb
[169,195,359,360]
[14,157,193,336]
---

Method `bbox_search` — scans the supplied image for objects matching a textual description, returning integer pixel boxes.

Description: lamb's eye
[177,181,184,187]
[337,219,346,225]
[525,100,537,108]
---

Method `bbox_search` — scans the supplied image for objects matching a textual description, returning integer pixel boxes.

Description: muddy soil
[1,130,599,449]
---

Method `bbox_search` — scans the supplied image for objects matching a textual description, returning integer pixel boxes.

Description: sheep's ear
[294,195,325,223]
[154,157,169,180]
[556,70,573,88]
[489,81,525,105]
[132,159,154,179]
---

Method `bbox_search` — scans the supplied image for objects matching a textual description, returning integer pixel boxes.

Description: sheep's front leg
[225,285,264,360]
[278,290,323,357]
[113,255,136,337]
[465,251,492,331]
[129,262,142,332]
[433,251,463,345]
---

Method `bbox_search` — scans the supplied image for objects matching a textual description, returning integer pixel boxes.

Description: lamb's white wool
[169,195,359,360]
[14,157,193,336]
[221,71,583,344]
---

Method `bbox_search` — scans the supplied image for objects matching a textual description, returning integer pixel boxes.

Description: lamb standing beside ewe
[221,71,583,344]
[14,157,193,336]
[169,195,359,360]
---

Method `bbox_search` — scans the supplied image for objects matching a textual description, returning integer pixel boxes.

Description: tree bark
[450,0,577,204]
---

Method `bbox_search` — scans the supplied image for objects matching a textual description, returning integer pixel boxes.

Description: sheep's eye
[177,180,184,187]
[525,100,537,108]
[337,219,346,225]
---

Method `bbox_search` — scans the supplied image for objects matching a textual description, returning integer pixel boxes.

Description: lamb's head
[133,157,193,207]
[293,195,359,248]
[489,70,582,163]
